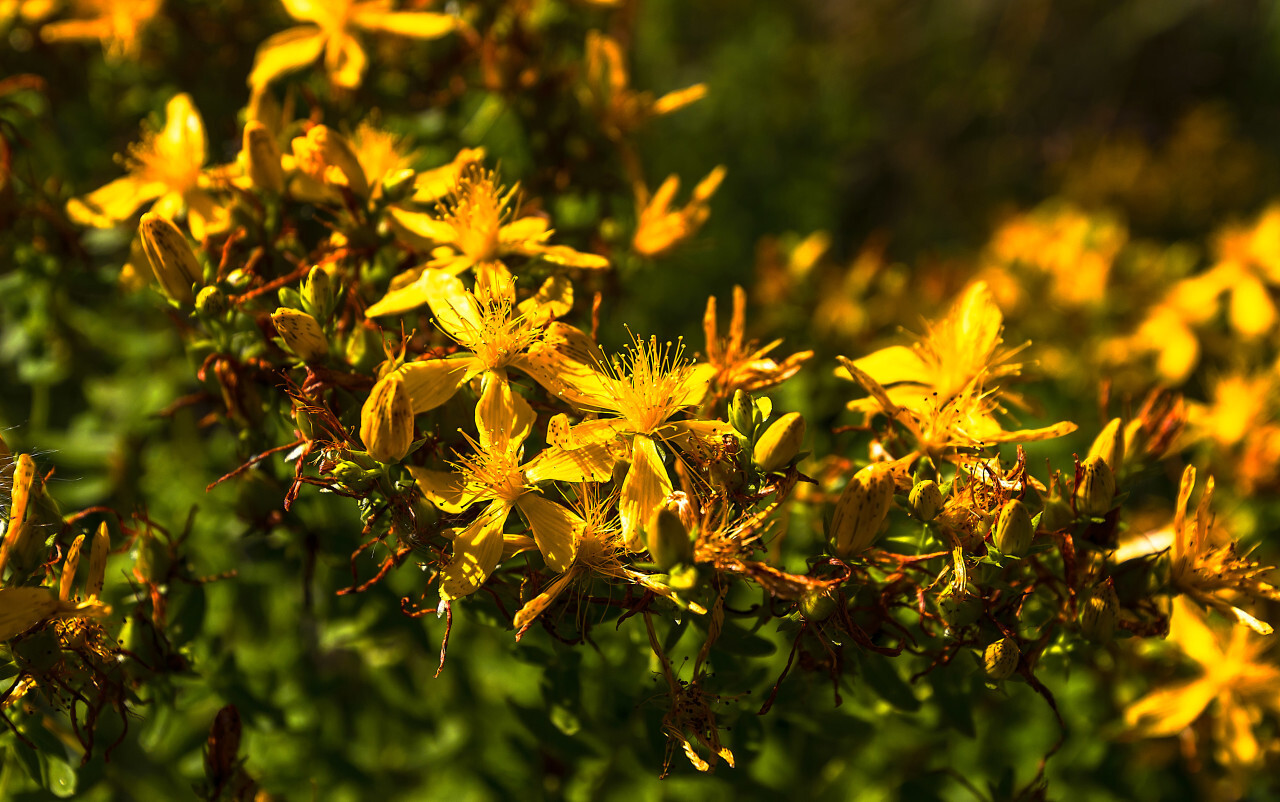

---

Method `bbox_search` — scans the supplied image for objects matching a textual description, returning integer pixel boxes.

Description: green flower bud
[729,389,754,438]
[1040,496,1074,532]
[271,308,329,361]
[139,213,202,306]
[982,637,1020,680]
[195,286,229,317]
[667,563,699,592]
[939,593,983,629]
[381,168,417,203]
[647,506,693,572]
[300,265,336,320]
[994,498,1034,557]
[1087,418,1125,473]
[1079,580,1119,644]
[800,589,837,621]
[134,531,170,587]
[243,120,284,194]
[912,456,938,484]
[1075,456,1116,518]
[909,480,943,521]
[753,412,805,472]
[346,325,383,372]
[831,464,894,559]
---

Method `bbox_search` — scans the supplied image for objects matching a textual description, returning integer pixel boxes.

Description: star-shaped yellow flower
[67,93,228,239]
[702,284,811,406]
[248,0,459,93]
[40,0,161,61]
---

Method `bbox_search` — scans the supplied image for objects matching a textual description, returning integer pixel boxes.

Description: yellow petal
[408,465,477,514]
[324,30,367,89]
[184,188,229,240]
[248,26,327,91]
[0,587,109,641]
[157,93,207,171]
[1228,276,1276,338]
[351,8,458,38]
[619,435,672,551]
[1125,677,1218,738]
[517,275,574,324]
[499,216,550,247]
[388,206,457,248]
[394,358,470,414]
[524,442,617,483]
[440,501,508,599]
[475,373,535,455]
[516,493,582,572]
[513,570,578,635]
[422,270,483,340]
[651,84,708,116]
[843,345,930,388]
[525,244,611,270]
[836,355,901,417]
[67,175,165,228]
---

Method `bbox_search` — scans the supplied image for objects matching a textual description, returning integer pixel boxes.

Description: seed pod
[909,480,943,522]
[831,464,894,559]
[729,389,754,438]
[360,375,414,464]
[87,521,110,599]
[1079,580,1119,643]
[138,213,203,306]
[1087,418,1125,472]
[753,412,805,473]
[982,637,1020,680]
[647,506,693,572]
[271,308,329,361]
[994,498,1034,557]
[800,589,836,622]
[1075,455,1116,518]
[59,535,86,601]
[243,120,284,194]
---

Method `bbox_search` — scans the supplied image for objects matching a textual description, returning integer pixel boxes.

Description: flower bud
[301,266,336,320]
[1075,455,1116,518]
[1040,496,1074,532]
[667,563,699,592]
[195,286,229,317]
[939,593,983,629]
[753,412,804,473]
[1079,580,1119,643]
[59,534,86,601]
[831,464,894,559]
[292,125,370,198]
[729,389,754,438]
[243,120,284,194]
[139,213,203,306]
[360,375,414,464]
[87,521,110,599]
[271,308,329,361]
[0,455,58,582]
[908,480,943,522]
[994,498,1034,557]
[133,531,170,588]
[1087,418,1125,473]
[647,506,693,572]
[982,637,1020,680]
[800,589,836,622]
[381,168,417,203]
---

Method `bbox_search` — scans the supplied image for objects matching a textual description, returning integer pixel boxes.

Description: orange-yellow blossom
[633,167,725,258]
[40,0,161,61]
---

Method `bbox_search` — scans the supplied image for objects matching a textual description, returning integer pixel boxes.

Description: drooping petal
[67,175,165,227]
[619,435,672,551]
[247,26,327,91]
[475,372,534,456]
[407,466,478,514]
[351,7,458,39]
[324,30,368,89]
[439,500,508,599]
[524,442,617,484]
[516,493,582,572]
[517,275,574,325]
[395,358,471,413]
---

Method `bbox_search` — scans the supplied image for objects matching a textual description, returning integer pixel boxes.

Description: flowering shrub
[3,2,1280,800]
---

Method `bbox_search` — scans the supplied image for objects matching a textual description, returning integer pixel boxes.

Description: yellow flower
[580,31,707,140]
[985,203,1126,309]
[837,282,1075,462]
[556,336,729,549]
[632,167,725,258]
[385,164,609,283]
[40,0,161,61]
[1165,465,1280,634]
[408,376,612,599]
[1126,598,1280,776]
[248,0,459,93]
[365,269,602,413]
[67,93,229,239]
[702,284,811,405]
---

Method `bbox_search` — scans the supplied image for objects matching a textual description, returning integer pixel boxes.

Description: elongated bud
[909,480,943,522]
[60,534,86,601]
[0,455,57,581]
[831,464,894,559]
[87,521,109,599]
[753,412,804,472]
[729,389,754,438]
[301,266,336,320]
[271,308,329,361]
[800,589,836,621]
[360,375,414,464]
[1079,580,1119,643]
[243,120,284,194]
[1075,455,1116,518]
[133,530,170,586]
[647,506,693,572]
[982,637,1020,680]
[1087,418,1125,472]
[994,498,1034,557]
[139,213,203,306]
[292,125,370,197]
